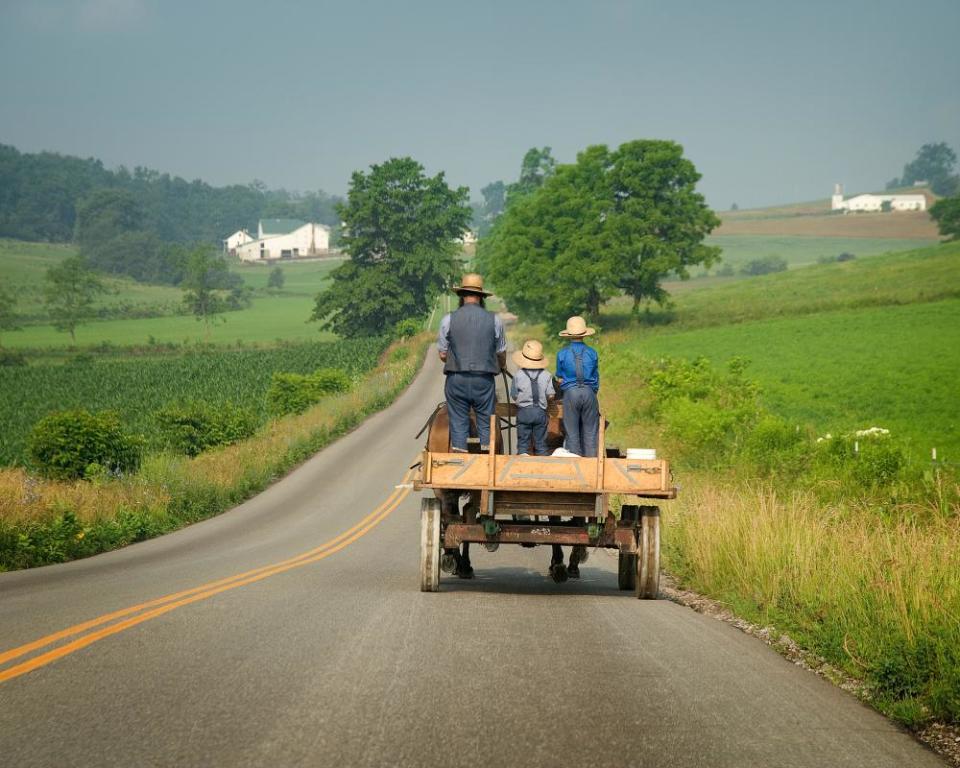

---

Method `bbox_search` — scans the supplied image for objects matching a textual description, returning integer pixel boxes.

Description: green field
[704,234,937,272]
[627,300,960,460]
[619,241,960,331]
[0,338,388,465]
[0,237,346,348]
[0,239,184,322]
[602,241,960,460]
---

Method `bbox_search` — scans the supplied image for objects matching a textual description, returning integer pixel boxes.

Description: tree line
[0,143,343,244]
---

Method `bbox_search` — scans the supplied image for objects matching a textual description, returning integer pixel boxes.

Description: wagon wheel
[636,506,661,600]
[618,552,637,591]
[618,505,638,591]
[420,498,441,592]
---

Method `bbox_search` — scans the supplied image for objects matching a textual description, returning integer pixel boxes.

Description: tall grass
[0,336,429,569]
[665,478,960,724]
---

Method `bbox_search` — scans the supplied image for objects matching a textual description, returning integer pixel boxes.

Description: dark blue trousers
[516,405,548,455]
[444,372,497,450]
[563,386,599,457]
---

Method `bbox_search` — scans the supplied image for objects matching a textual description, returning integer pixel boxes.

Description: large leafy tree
[507,147,556,202]
[930,195,960,241]
[181,246,233,339]
[312,157,471,338]
[478,140,719,325]
[0,286,21,346]
[44,255,105,342]
[887,142,959,196]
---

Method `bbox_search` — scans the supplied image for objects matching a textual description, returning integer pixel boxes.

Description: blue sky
[1,0,958,208]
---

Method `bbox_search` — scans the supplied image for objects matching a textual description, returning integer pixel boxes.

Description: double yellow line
[0,471,414,684]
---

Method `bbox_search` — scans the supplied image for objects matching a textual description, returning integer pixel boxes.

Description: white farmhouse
[831,183,926,213]
[223,228,254,255]
[234,219,332,262]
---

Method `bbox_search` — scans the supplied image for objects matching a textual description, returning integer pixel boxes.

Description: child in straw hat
[556,315,599,458]
[510,339,555,456]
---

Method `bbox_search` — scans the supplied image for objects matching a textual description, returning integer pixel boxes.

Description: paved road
[0,352,946,767]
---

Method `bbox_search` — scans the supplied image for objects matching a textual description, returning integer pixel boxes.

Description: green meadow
[0,238,346,348]
[601,241,960,461]
[0,239,183,322]
[620,241,960,331]
[624,299,960,460]
[704,234,937,271]
[594,239,960,725]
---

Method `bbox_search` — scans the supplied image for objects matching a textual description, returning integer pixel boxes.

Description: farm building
[233,219,332,262]
[223,228,254,254]
[831,184,926,213]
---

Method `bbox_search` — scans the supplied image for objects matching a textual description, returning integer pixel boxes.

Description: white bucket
[626,448,657,460]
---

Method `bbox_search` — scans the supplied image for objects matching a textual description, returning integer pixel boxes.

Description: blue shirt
[556,342,599,392]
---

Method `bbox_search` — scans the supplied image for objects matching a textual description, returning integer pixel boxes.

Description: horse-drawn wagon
[414,403,676,597]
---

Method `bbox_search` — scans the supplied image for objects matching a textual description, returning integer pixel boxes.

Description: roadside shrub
[660,397,738,462]
[717,263,735,277]
[814,428,905,487]
[395,318,421,339]
[154,400,257,456]
[647,357,761,464]
[744,415,806,476]
[837,251,856,262]
[740,255,788,276]
[27,410,143,480]
[266,368,352,417]
[0,350,27,367]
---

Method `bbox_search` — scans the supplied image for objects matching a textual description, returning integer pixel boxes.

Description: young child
[556,315,599,458]
[510,339,555,456]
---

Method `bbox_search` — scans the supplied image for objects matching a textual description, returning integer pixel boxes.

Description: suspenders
[524,369,541,408]
[573,349,585,387]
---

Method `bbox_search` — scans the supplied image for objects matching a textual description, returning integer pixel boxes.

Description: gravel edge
[660,574,960,767]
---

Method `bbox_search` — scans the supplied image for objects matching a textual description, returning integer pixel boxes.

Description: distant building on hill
[224,229,254,252]
[831,183,926,213]
[226,218,332,262]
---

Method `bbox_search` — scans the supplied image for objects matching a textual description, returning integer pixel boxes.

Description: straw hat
[558,315,596,338]
[512,339,548,369]
[451,272,493,297]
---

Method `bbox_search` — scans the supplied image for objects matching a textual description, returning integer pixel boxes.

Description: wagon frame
[414,408,676,598]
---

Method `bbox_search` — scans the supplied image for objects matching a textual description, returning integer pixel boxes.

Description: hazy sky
[1,0,958,208]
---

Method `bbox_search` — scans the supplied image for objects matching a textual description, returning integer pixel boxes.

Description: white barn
[223,229,254,254]
[831,184,926,213]
[234,219,332,262]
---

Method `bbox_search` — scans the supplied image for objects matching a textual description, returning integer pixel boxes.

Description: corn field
[0,339,389,465]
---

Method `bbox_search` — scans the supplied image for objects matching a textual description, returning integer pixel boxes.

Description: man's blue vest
[443,303,499,375]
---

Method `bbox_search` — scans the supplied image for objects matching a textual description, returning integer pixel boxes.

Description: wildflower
[855,427,890,438]
[75,531,85,541]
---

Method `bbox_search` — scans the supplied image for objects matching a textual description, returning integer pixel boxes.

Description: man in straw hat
[510,339,555,456]
[556,315,600,458]
[437,272,507,453]
[437,273,506,579]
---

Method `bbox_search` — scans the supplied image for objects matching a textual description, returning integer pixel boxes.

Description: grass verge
[0,334,430,571]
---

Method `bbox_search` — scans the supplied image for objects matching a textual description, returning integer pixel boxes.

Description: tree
[506,147,556,204]
[312,157,471,337]
[478,140,720,325]
[0,286,21,346]
[267,265,285,290]
[181,246,230,338]
[476,180,506,236]
[930,195,960,240]
[44,255,105,342]
[891,142,959,196]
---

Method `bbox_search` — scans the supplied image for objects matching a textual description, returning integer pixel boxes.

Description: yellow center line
[0,473,415,684]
